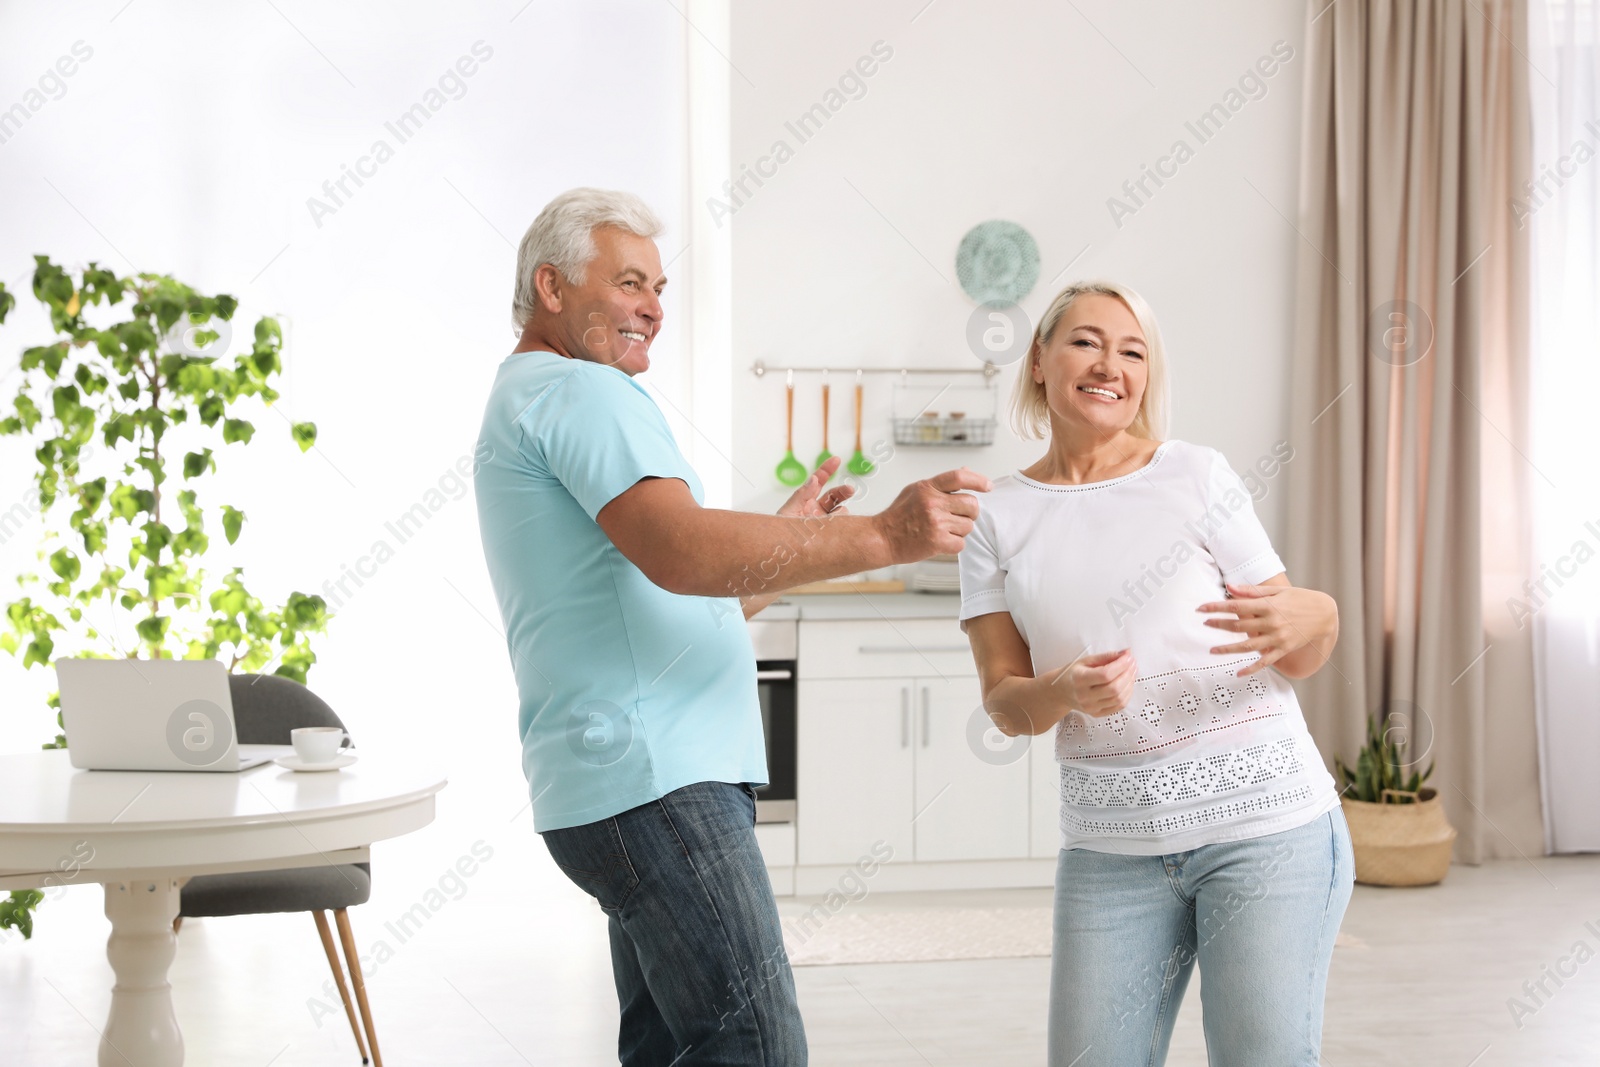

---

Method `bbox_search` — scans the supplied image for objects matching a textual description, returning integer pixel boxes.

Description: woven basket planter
[1340,787,1457,887]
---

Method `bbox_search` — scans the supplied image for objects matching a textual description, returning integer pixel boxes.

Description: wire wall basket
[890,377,999,447]
[891,414,996,446]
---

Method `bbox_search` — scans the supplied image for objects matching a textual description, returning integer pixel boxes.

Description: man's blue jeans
[1048,808,1355,1067]
[541,780,807,1066]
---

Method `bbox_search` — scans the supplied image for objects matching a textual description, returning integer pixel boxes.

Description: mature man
[474,187,987,1066]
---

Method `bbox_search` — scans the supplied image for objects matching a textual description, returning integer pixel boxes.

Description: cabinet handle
[901,687,910,749]
[858,644,969,654]
[921,686,930,748]
[755,669,793,680]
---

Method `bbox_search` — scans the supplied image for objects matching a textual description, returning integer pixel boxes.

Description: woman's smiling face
[1033,293,1148,437]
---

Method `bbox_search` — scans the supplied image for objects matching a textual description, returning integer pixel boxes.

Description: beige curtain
[1286,0,1538,863]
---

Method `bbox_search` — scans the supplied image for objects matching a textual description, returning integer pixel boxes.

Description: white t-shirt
[958,439,1340,855]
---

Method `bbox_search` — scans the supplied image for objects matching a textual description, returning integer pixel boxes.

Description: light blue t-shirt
[473,350,765,832]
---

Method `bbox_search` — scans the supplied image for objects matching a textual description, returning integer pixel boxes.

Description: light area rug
[783,906,1363,967]
[785,907,1051,966]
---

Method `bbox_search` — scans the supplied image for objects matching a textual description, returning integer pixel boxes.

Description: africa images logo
[565,699,635,768]
[164,698,233,767]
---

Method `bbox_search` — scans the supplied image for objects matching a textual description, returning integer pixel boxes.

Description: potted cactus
[1335,708,1457,886]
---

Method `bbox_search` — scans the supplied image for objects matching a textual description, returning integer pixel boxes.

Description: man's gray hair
[510,188,665,331]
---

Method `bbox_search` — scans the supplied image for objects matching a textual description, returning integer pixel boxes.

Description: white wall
[0,0,1312,759]
[722,0,1309,536]
[0,0,687,815]
[0,1,1315,757]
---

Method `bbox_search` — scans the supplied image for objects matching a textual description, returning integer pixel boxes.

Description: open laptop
[57,658,294,772]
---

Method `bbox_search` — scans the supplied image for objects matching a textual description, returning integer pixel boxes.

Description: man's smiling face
[557,225,666,376]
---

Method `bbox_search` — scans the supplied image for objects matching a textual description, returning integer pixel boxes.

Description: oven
[749,619,797,824]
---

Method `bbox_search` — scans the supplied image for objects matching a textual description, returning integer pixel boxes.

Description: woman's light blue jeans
[1048,808,1354,1067]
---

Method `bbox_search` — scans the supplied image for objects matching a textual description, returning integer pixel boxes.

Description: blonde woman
[959,282,1352,1066]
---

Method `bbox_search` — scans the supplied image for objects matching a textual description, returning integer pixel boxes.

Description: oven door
[755,661,797,823]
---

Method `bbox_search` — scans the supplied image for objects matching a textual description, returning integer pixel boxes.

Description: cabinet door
[912,676,1031,862]
[797,677,915,865]
[1030,723,1061,858]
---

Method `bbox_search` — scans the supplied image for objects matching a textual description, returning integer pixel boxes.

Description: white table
[0,750,446,1066]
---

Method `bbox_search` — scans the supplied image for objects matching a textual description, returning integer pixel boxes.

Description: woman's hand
[1044,648,1138,718]
[1197,578,1338,678]
[777,455,855,518]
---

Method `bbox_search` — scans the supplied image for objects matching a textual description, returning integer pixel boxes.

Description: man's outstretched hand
[777,455,855,518]
[875,467,992,560]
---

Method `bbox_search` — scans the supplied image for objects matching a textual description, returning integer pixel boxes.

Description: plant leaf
[48,548,80,583]
[182,449,214,479]
[134,614,170,645]
[0,890,45,939]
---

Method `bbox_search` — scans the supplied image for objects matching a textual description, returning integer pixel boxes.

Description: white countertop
[755,591,961,622]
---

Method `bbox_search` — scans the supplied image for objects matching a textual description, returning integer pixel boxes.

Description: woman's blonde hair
[1009,280,1171,441]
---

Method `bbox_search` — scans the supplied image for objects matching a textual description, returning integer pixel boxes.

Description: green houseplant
[1335,708,1456,886]
[1334,708,1435,804]
[0,257,329,938]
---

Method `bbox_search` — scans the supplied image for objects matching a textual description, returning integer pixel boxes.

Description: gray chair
[176,673,382,1066]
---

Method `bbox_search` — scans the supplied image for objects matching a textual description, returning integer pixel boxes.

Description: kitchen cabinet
[912,675,1031,861]
[795,677,914,865]
[767,609,1057,891]
[795,674,1030,866]
[795,619,1030,867]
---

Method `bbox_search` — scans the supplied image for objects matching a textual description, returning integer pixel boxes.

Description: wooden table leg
[102,878,184,1066]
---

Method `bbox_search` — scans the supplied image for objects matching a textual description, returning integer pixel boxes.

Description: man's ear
[533,263,565,314]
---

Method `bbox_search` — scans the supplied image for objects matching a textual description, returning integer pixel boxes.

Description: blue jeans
[541,780,807,1066]
[1049,808,1354,1067]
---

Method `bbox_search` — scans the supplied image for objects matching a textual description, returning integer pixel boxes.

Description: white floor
[4,805,1599,1066]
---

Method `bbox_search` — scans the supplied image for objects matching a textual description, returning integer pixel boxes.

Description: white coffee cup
[291,726,345,764]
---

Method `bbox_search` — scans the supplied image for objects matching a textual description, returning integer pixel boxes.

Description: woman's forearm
[986,669,1078,737]
[1273,589,1338,679]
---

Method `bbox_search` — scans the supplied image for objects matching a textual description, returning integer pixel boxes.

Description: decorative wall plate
[955,220,1040,305]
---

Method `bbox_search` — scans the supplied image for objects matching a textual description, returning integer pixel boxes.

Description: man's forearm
[742,590,782,619]
[656,508,897,599]
[601,467,983,598]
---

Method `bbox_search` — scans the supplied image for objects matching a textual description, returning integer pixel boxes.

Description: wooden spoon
[775,371,807,486]
[814,378,834,474]
[847,370,874,476]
